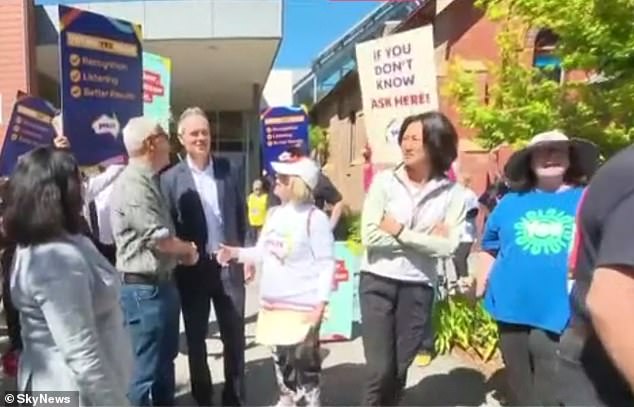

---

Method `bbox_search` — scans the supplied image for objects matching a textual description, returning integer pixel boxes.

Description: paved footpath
[0,278,502,406]
[174,280,503,407]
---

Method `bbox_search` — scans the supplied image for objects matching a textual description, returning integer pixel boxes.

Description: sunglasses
[275,174,290,185]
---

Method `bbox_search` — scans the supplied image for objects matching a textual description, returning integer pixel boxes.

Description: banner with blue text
[260,106,309,175]
[0,92,57,176]
[59,5,143,166]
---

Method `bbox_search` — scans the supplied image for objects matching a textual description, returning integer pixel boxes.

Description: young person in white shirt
[217,155,335,407]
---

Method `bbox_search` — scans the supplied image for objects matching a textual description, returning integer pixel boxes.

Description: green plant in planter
[433,295,499,362]
[337,211,362,254]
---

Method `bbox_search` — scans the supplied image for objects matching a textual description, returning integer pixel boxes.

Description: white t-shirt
[238,203,335,310]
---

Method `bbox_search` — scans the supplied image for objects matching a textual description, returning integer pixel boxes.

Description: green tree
[309,124,329,166]
[447,0,634,155]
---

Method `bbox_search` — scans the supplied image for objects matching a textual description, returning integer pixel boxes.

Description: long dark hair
[3,147,84,245]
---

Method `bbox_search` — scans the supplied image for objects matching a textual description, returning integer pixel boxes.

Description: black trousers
[175,258,246,406]
[1,247,21,351]
[554,322,634,406]
[359,272,435,406]
[497,322,560,406]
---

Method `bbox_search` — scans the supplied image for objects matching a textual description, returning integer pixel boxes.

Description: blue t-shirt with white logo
[481,187,584,334]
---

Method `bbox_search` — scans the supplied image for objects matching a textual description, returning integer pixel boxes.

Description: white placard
[355,25,439,164]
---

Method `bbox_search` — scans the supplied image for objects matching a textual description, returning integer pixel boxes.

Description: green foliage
[447,0,634,156]
[309,124,329,165]
[433,296,499,362]
[339,211,363,255]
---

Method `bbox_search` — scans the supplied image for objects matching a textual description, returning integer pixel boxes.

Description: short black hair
[508,146,587,192]
[397,111,458,177]
[3,147,84,245]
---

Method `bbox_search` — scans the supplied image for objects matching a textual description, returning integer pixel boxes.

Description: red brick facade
[0,0,37,148]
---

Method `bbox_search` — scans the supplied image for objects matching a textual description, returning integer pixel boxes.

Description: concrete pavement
[174,280,503,406]
[0,275,502,406]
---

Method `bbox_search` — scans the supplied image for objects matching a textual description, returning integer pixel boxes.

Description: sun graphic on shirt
[514,208,575,256]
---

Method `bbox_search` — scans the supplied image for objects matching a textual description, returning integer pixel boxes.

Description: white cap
[271,154,320,190]
[122,116,162,154]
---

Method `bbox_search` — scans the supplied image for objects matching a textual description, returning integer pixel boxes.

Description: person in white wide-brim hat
[503,130,600,189]
[476,129,590,405]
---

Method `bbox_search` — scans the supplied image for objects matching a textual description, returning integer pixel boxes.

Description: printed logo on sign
[384,118,401,144]
[91,114,120,138]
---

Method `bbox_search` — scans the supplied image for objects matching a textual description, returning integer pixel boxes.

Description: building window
[533,29,563,83]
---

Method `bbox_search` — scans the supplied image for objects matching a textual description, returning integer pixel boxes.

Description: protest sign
[143,52,172,130]
[59,5,143,166]
[0,92,57,176]
[320,242,361,341]
[356,25,438,165]
[260,106,309,175]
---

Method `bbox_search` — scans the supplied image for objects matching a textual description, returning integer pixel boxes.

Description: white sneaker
[274,394,296,407]
[304,387,321,407]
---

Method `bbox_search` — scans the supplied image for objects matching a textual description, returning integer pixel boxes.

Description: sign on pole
[260,106,309,175]
[59,5,143,166]
[355,25,439,165]
[0,92,57,176]
[143,52,172,131]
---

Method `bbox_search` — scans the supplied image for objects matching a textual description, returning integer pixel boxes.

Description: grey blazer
[10,234,132,406]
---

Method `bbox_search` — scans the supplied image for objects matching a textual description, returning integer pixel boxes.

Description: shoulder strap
[306,206,316,237]
[306,206,317,259]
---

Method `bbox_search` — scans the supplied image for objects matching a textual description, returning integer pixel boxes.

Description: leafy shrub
[433,295,499,362]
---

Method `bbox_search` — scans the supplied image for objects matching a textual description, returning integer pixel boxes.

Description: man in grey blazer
[161,107,247,406]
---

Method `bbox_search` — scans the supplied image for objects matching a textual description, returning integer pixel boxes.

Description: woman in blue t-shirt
[477,130,594,406]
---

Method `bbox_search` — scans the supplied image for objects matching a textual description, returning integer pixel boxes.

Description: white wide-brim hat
[271,153,320,190]
[504,130,600,182]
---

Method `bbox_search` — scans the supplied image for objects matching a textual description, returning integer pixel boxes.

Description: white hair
[177,106,209,136]
[122,116,162,154]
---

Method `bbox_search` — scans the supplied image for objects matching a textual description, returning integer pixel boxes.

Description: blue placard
[59,5,143,166]
[0,92,57,176]
[260,106,309,174]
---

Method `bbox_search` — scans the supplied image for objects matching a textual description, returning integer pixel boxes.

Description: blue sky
[274,0,377,68]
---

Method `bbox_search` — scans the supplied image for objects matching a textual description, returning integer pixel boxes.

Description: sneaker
[414,352,433,367]
[274,394,296,407]
[304,387,321,407]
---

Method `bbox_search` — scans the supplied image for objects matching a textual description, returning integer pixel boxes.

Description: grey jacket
[10,234,132,406]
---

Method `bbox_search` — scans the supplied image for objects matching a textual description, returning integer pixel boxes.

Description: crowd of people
[0,106,632,407]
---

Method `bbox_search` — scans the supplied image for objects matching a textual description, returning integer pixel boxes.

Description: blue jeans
[120,282,180,406]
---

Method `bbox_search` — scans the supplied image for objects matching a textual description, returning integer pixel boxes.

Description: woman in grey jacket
[3,148,132,406]
[359,112,467,406]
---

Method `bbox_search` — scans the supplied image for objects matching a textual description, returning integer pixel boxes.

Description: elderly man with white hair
[110,116,199,406]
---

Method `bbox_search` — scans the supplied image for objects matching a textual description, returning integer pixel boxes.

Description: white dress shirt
[84,164,125,245]
[187,156,224,253]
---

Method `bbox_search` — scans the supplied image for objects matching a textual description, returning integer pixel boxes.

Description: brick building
[309,0,536,212]
[0,0,39,142]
